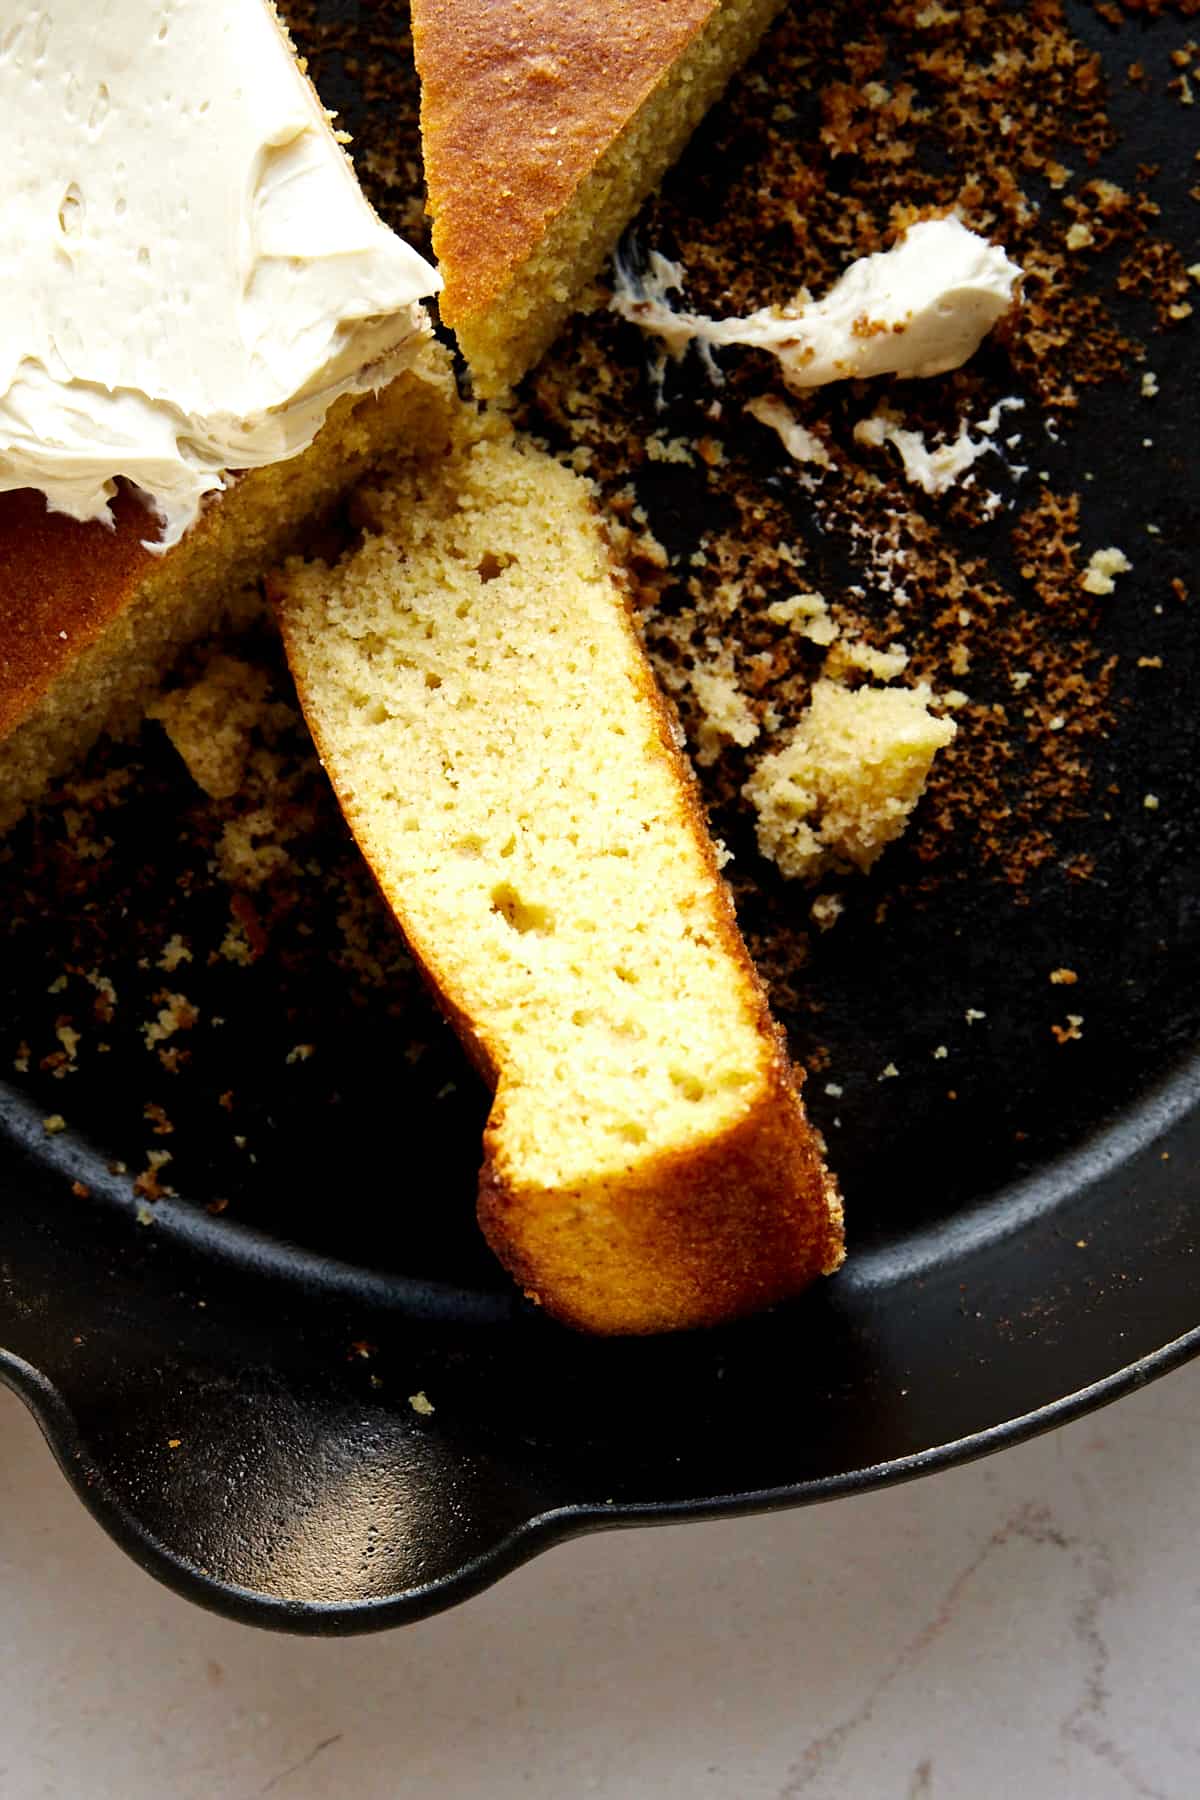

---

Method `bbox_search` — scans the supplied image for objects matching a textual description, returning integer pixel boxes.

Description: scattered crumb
[143,1101,174,1136]
[810,891,844,931]
[689,662,760,764]
[147,655,273,801]
[1081,546,1132,596]
[766,591,839,646]
[745,681,956,881]
[157,934,192,974]
[42,1114,66,1135]
[408,1390,435,1417]
[142,992,198,1050]
[825,638,910,683]
[133,1149,174,1200]
[1049,968,1078,985]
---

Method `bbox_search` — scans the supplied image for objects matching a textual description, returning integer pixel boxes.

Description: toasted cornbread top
[412,0,719,324]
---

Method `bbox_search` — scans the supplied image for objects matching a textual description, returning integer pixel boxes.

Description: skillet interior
[0,0,1196,1629]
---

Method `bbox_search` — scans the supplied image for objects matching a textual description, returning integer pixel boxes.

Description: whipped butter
[853,396,1025,495]
[0,0,440,548]
[612,217,1021,389]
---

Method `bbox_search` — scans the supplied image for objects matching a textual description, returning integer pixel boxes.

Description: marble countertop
[2,1361,1198,1798]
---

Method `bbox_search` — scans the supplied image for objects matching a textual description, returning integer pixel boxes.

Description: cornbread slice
[273,429,843,1334]
[0,341,457,831]
[412,0,785,397]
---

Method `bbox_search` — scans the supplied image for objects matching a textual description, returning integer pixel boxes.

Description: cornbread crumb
[745,680,956,881]
[142,992,197,1049]
[42,1113,66,1135]
[810,892,844,932]
[408,1391,435,1417]
[133,1148,173,1202]
[825,638,910,684]
[157,934,192,974]
[690,662,761,764]
[766,592,838,646]
[1081,546,1132,596]
[147,655,272,800]
[1049,968,1078,985]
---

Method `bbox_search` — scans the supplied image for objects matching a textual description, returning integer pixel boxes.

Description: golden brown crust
[478,1059,843,1335]
[411,0,719,324]
[0,487,159,740]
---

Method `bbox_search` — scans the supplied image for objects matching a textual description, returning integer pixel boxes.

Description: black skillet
[1,0,1197,1631]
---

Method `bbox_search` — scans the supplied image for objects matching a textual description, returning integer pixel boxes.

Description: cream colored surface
[1,1366,1198,1796]
[612,217,1021,387]
[0,0,438,547]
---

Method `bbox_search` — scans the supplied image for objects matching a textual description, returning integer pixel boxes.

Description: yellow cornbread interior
[275,432,778,1192]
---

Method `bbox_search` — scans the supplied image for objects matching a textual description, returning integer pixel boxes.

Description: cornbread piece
[411,0,785,397]
[147,655,274,803]
[274,430,843,1334]
[746,680,957,882]
[0,0,445,829]
[0,345,457,830]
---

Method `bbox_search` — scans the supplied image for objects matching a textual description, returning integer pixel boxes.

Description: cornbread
[0,0,445,829]
[0,346,457,830]
[411,0,785,396]
[745,680,957,882]
[273,428,843,1333]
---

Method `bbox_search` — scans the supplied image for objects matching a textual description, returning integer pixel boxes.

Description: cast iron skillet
[1,1,1198,1631]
